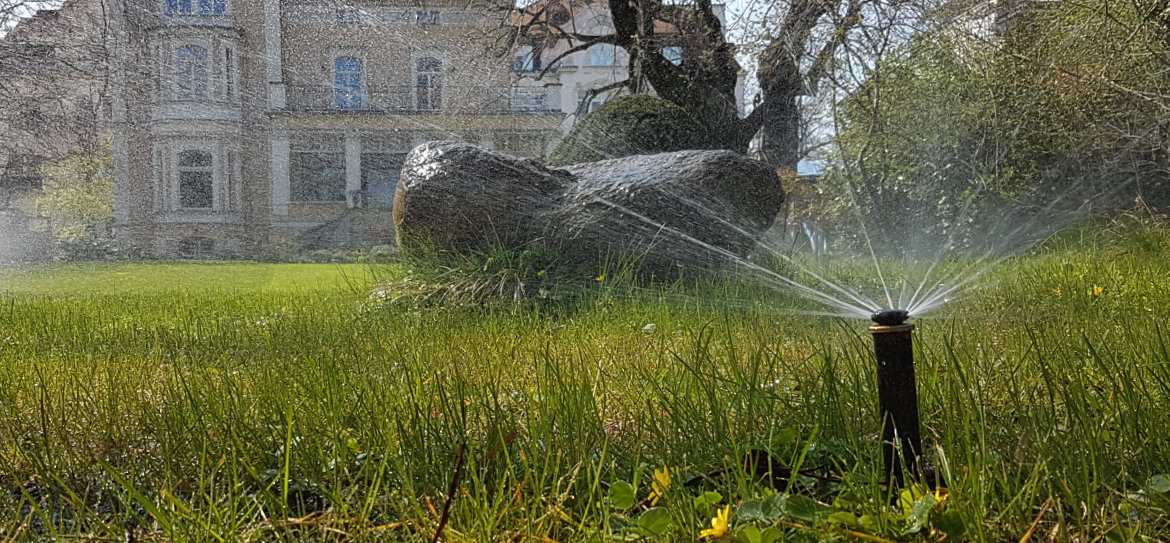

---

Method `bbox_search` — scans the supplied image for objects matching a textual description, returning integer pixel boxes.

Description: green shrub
[34,145,120,260]
[546,95,707,166]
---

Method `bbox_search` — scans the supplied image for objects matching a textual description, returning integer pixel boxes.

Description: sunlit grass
[2,227,1170,541]
[0,261,393,297]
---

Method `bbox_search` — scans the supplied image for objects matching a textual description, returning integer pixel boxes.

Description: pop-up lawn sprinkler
[869,309,923,487]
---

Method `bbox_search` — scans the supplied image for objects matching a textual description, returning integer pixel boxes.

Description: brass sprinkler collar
[869,323,916,334]
[870,308,914,334]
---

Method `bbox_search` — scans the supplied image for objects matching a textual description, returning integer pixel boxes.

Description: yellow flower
[596,273,606,282]
[1052,287,1062,297]
[648,467,670,505]
[1089,285,1103,297]
[700,505,730,540]
[933,487,949,506]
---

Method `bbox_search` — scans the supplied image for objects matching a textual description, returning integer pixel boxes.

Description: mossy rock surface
[547,95,707,166]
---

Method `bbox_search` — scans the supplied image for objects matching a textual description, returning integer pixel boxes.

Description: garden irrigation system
[868,309,923,487]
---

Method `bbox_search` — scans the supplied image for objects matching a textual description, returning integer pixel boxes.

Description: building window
[361,151,405,208]
[177,150,214,209]
[333,57,364,110]
[589,43,615,66]
[175,45,210,101]
[662,46,682,66]
[415,57,442,111]
[510,87,546,112]
[416,11,439,24]
[223,44,236,99]
[178,237,215,258]
[512,45,540,72]
[291,149,346,202]
[165,0,226,15]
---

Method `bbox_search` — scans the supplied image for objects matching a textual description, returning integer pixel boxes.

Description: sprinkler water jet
[869,309,922,487]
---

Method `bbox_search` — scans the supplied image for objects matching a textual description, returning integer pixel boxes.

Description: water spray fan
[868,309,924,487]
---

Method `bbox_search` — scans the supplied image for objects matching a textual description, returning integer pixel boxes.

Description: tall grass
[0,235,1169,541]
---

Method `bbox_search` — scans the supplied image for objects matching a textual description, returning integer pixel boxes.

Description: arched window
[177,150,213,209]
[175,45,210,100]
[333,57,364,110]
[415,57,442,111]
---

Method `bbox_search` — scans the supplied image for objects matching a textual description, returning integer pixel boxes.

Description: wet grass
[2,229,1170,542]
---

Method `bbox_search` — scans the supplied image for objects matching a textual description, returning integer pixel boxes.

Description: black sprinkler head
[871,309,910,326]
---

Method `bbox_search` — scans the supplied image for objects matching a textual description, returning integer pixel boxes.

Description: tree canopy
[505,0,920,169]
[825,0,1170,247]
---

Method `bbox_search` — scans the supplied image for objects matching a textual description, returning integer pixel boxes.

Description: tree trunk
[756,82,802,170]
[562,0,834,168]
[608,0,750,154]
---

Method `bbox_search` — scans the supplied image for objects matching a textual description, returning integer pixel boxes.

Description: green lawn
[0,261,390,297]
[2,234,1170,542]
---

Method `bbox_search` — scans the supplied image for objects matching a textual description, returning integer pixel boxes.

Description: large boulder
[546,95,707,167]
[550,150,785,272]
[393,142,784,273]
[393,141,572,251]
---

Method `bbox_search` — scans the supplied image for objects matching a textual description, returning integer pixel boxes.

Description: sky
[1,1,64,36]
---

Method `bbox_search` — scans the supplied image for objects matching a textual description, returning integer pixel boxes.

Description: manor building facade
[107,0,573,256]
[5,0,730,257]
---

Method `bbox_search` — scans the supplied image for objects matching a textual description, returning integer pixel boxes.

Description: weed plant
[1,226,1170,541]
